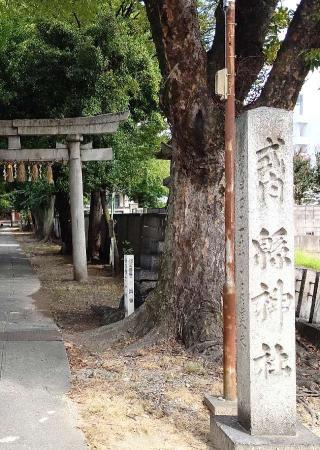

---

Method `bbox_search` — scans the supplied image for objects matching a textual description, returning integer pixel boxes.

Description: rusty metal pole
[223,0,237,401]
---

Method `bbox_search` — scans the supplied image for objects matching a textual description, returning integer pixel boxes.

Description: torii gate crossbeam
[0,113,129,281]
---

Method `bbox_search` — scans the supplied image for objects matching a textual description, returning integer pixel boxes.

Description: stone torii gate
[0,113,128,282]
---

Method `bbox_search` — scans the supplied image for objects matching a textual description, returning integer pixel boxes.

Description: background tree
[293,152,314,204]
[0,0,145,27]
[0,9,168,254]
[312,150,320,202]
[0,183,11,217]
[10,180,55,240]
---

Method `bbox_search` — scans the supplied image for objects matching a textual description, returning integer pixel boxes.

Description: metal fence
[295,268,320,324]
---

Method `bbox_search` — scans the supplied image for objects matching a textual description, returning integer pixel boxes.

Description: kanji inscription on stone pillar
[235,107,295,436]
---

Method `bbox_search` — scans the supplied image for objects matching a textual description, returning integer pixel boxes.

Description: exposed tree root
[75,290,222,361]
[188,340,223,360]
[74,291,168,353]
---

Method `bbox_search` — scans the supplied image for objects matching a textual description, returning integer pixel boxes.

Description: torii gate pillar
[68,135,87,282]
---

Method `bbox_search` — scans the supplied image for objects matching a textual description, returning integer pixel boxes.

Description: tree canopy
[0,6,168,209]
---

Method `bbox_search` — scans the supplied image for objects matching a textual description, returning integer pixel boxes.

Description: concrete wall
[294,205,320,253]
[295,235,320,253]
[295,205,320,236]
[114,213,166,268]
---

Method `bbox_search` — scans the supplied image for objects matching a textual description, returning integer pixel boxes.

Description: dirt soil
[16,233,320,450]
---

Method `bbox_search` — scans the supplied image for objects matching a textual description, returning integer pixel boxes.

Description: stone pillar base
[210,416,320,450]
[204,394,237,416]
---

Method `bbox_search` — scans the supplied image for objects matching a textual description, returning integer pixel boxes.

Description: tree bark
[101,190,120,273]
[55,190,72,255]
[160,151,225,349]
[88,190,103,263]
[143,0,225,349]
[31,196,55,241]
[208,0,278,101]
[52,165,73,255]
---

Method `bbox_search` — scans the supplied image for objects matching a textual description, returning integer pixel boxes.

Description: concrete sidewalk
[0,231,87,449]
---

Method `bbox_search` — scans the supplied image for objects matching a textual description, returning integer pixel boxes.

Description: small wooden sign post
[0,113,128,282]
[124,255,135,317]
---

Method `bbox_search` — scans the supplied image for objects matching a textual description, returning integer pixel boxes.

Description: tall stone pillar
[236,107,295,435]
[210,107,320,449]
[68,135,88,282]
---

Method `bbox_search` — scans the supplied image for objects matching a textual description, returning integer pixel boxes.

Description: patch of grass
[295,249,320,271]
[184,361,206,375]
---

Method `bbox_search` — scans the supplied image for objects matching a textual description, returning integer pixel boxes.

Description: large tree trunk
[31,196,55,241]
[160,143,225,349]
[52,165,73,255]
[141,0,320,351]
[88,190,103,263]
[100,190,120,273]
[55,191,72,255]
[142,0,226,350]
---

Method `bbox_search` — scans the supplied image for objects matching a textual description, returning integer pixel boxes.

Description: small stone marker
[124,255,135,317]
[210,107,320,449]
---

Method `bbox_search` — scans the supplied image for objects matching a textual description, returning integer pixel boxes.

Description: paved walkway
[0,231,87,449]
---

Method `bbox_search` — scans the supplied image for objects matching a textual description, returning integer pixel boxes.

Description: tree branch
[207,0,277,102]
[143,0,170,79]
[73,12,81,29]
[143,1,208,119]
[235,0,277,102]
[116,0,136,18]
[257,0,320,110]
[207,0,225,87]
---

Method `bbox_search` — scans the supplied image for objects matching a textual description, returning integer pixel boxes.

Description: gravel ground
[17,234,320,449]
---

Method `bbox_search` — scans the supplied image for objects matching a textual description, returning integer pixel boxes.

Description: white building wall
[293,71,320,164]
[293,94,310,158]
